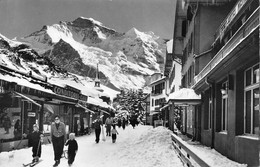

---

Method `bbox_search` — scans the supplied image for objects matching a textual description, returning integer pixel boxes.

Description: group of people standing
[27,115,78,167]
[92,115,128,144]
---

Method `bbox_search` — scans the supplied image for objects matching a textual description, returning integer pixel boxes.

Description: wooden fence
[171,133,210,167]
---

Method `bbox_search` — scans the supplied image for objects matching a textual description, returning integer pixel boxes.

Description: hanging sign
[28,112,36,117]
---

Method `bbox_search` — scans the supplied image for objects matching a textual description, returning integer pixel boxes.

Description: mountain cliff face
[21,17,167,90]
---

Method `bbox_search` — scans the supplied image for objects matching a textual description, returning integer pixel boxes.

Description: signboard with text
[52,85,88,102]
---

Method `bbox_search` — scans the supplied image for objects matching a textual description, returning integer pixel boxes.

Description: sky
[0,125,246,167]
[0,0,176,40]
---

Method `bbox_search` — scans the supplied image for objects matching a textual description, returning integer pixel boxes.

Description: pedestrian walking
[117,117,122,128]
[105,115,113,136]
[51,115,67,167]
[111,125,119,143]
[92,116,103,143]
[130,116,136,129]
[28,124,44,163]
[65,133,78,166]
[122,117,126,130]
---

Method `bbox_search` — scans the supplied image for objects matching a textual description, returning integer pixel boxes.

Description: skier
[28,124,44,163]
[51,115,66,167]
[92,116,103,143]
[111,124,119,143]
[65,133,78,166]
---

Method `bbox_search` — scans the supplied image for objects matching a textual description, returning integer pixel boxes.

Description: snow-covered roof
[167,88,201,104]
[149,76,166,86]
[87,96,112,109]
[166,39,173,53]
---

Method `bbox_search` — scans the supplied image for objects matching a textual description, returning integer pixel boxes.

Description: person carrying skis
[51,115,67,167]
[111,124,119,143]
[105,115,113,136]
[28,124,44,163]
[65,133,78,166]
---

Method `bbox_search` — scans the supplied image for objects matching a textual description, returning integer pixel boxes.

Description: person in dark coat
[65,133,78,166]
[14,119,21,138]
[51,115,67,167]
[122,117,126,130]
[117,117,122,128]
[92,116,103,143]
[28,124,43,163]
[130,116,136,129]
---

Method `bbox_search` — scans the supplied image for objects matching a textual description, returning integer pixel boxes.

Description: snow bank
[0,125,246,167]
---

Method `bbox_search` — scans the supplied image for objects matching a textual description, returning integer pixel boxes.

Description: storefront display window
[43,104,57,134]
[0,95,22,141]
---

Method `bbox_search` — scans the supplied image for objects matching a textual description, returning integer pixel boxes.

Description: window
[244,64,259,135]
[182,20,187,37]
[221,82,228,131]
[27,102,32,111]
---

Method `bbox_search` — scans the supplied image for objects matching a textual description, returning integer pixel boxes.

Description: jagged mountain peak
[125,27,142,37]
[69,17,103,28]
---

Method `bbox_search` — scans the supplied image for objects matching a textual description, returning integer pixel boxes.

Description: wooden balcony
[194,7,259,86]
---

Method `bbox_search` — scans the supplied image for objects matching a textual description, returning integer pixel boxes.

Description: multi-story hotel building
[170,0,259,166]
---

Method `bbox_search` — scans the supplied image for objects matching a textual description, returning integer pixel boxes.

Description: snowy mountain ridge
[20,17,166,90]
[0,34,119,99]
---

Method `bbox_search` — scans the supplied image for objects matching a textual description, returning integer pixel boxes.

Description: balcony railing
[215,0,248,40]
[194,7,259,85]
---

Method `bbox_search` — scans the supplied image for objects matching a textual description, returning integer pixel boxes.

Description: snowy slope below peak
[21,17,166,90]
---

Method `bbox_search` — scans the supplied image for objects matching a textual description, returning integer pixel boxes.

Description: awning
[159,104,169,111]
[13,92,42,107]
[100,109,110,115]
[149,112,160,116]
[86,108,95,114]
[44,104,54,113]
[75,103,95,114]
[167,88,201,105]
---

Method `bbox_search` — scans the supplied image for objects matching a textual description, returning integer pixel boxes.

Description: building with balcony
[175,0,259,166]
[148,73,167,125]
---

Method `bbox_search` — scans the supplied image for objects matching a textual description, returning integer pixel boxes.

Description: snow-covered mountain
[0,34,119,100]
[20,17,167,90]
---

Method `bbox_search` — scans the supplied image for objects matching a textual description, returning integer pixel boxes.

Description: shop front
[167,88,201,139]
[0,79,89,152]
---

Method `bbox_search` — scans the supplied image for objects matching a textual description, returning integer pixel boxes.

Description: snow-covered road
[0,125,184,167]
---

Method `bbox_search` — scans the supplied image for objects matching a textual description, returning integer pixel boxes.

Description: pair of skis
[23,160,42,167]
[23,135,42,167]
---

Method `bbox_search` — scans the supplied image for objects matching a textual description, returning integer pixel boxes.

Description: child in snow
[65,133,78,166]
[28,124,44,163]
[111,125,119,143]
